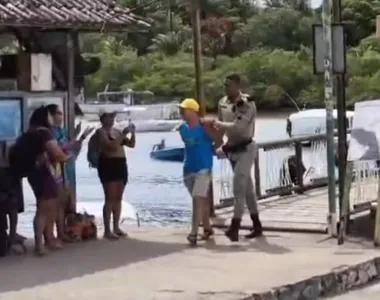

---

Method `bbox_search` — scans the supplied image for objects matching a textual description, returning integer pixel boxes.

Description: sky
[310,0,322,8]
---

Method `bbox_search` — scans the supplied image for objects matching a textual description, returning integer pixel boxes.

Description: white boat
[115,119,180,133]
[78,89,181,132]
[78,106,181,133]
[286,109,355,138]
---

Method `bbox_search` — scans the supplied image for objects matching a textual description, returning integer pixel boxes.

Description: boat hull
[150,147,184,162]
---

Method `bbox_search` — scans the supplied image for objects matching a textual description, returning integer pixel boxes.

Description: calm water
[19,116,288,236]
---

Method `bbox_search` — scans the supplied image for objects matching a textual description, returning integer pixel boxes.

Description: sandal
[34,246,47,257]
[186,234,198,246]
[104,232,120,240]
[114,229,128,238]
[59,235,74,243]
[46,239,63,250]
[200,228,214,241]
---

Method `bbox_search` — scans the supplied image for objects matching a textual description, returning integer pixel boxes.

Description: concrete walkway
[0,228,380,300]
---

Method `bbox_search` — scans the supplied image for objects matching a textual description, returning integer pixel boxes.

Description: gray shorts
[184,170,212,198]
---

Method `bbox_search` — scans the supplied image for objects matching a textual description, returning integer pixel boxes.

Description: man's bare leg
[200,196,214,240]
[187,196,203,245]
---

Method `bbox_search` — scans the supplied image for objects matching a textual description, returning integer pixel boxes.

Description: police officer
[213,74,262,242]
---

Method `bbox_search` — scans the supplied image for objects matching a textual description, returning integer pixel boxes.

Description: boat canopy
[288,109,355,121]
[96,90,155,105]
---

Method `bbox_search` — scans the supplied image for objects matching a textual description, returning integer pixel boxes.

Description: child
[178,98,223,245]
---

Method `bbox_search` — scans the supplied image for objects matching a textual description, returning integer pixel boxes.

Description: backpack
[9,131,44,178]
[87,129,100,169]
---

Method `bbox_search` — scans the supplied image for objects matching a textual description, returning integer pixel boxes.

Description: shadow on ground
[202,234,291,255]
[0,237,185,293]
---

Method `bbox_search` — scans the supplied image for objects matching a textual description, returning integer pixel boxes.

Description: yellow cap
[179,98,200,112]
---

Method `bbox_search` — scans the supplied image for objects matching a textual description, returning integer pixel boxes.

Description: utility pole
[334,0,347,219]
[322,0,337,236]
[190,0,205,116]
[191,0,214,217]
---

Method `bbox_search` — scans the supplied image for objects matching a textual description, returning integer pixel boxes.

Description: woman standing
[10,106,69,255]
[97,111,135,240]
[46,104,91,243]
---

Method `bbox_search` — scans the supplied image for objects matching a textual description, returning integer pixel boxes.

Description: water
[19,116,288,236]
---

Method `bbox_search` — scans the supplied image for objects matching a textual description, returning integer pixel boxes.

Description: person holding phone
[46,104,94,244]
[97,110,135,240]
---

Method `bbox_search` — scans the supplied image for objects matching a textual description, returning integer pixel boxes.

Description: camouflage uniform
[217,93,262,241]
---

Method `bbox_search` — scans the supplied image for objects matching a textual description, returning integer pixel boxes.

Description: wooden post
[66,30,76,211]
[190,0,214,217]
[337,161,353,245]
[191,0,205,116]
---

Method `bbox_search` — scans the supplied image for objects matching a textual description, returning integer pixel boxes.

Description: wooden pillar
[66,30,77,210]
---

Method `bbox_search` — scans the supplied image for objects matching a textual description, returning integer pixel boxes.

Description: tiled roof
[0,0,150,31]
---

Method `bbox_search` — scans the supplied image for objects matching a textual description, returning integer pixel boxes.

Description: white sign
[348,100,380,161]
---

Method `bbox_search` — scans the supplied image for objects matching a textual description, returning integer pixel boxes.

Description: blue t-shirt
[179,122,213,174]
[52,127,77,185]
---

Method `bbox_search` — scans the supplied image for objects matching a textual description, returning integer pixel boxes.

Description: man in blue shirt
[178,98,223,245]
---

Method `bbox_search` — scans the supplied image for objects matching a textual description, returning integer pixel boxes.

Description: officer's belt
[222,139,252,154]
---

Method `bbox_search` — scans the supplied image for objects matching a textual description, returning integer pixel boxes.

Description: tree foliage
[83,0,380,110]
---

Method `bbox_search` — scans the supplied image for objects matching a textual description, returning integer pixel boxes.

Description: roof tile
[0,0,150,30]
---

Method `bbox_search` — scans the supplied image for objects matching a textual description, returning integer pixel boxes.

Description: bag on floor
[65,212,97,242]
[87,129,100,169]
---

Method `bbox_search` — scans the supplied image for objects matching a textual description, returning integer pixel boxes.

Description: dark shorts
[0,168,24,214]
[97,156,128,185]
[27,165,59,200]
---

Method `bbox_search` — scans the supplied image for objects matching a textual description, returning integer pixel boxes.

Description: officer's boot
[225,218,241,242]
[245,214,263,239]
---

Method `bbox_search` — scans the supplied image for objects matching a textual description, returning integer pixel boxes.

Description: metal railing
[216,130,380,219]
[217,133,330,204]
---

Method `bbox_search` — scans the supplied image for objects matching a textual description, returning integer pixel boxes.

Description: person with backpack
[46,104,93,244]
[9,106,70,256]
[178,98,224,245]
[87,109,135,240]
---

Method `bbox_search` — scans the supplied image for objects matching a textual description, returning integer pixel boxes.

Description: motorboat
[79,102,181,133]
[78,89,154,115]
[150,139,184,162]
[286,109,355,138]
[77,89,182,132]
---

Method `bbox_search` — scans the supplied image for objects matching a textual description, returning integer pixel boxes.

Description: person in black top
[20,106,70,255]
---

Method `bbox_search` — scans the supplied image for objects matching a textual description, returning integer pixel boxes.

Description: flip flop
[34,246,47,257]
[104,233,119,240]
[186,234,198,246]
[200,229,214,241]
[114,230,128,238]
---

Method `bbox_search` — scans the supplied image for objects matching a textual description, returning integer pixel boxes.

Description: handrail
[218,129,352,205]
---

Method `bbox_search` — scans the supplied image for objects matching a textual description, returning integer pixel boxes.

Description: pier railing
[217,129,380,216]
[218,132,336,204]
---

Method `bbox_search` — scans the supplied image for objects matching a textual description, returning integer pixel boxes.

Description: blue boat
[150,139,184,162]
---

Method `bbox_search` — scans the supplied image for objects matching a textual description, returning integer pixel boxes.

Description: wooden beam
[12,28,67,90]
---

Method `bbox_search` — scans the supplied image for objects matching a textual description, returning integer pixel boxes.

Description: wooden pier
[214,183,378,234]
